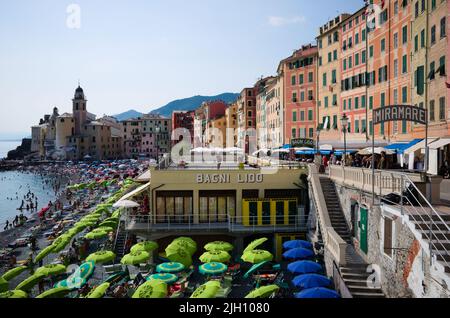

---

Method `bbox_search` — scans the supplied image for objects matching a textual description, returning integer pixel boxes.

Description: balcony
[123,213,308,234]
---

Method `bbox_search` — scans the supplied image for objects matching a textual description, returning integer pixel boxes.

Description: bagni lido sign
[196,173,264,184]
[373,105,428,125]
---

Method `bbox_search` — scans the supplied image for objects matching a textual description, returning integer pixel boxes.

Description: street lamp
[316,125,322,155]
[341,114,349,166]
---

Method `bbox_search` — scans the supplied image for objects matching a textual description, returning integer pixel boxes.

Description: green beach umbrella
[131,241,159,254]
[0,290,28,298]
[86,282,110,299]
[200,250,231,263]
[147,273,178,285]
[1,266,28,281]
[36,287,71,299]
[204,241,234,252]
[190,281,221,299]
[199,262,228,276]
[99,220,118,229]
[132,280,168,299]
[166,241,196,256]
[156,262,185,274]
[51,235,72,253]
[85,229,108,240]
[241,250,273,264]
[111,209,122,218]
[243,261,270,279]
[0,277,8,293]
[245,285,279,299]
[35,264,67,277]
[86,251,116,264]
[243,238,268,253]
[15,273,46,292]
[95,226,114,233]
[121,250,150,265]
[173,237,197,252]
[165,248,193,268]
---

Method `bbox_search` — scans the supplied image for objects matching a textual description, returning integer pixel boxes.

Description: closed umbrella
[34,245,56,264]
[86,282,110,298]
[95,226,114,233]
[243,238,268,253]
[190,281,221,299]
[147,273,178,285]
[51,235,72,253]
[200,250,231,263]
[294,287,340,299]
[0,290,28,298]
[199,262,228,276]
[292,274,332,290]
[283,240,313,250]
[35,264,67,277]
[36,287,71,299]
[243,261,271,279]
[0,277,8,293]
[132,280,168,299]
[287,261,323,275]
[245,285,279,298]
[204,241,234,252]
[283,248,315,260]
[1,266,28,281]
[85,229,108,240]
[241,250,273,264]
[86,251,116,264]
[121,250,150,265]
[131,241,159,254]
[156,262,185,274]
[15,273,46,292]
[99,221,118,229]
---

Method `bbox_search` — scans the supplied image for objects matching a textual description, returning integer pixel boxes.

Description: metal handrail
[381,174,450,270]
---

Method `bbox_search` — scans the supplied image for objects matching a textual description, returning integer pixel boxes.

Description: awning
[429,138,450,150]
[136,170,151,183]
[118,182,150,202]
[334,150,358,156]
[385,139,422,154]
[404,138,438,154]
[296,150,316,155]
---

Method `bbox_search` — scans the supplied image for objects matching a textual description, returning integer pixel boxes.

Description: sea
[0,140,22,159]
[0,171,58,231]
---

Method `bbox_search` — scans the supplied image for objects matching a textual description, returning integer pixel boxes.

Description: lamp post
[316,126,322,155]
[341,114,349,166]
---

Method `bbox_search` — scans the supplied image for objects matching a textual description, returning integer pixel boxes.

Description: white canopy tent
[428,138,450,175]
[404,138,438,171]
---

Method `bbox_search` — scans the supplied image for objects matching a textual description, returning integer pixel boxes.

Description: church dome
[74,85,85,100]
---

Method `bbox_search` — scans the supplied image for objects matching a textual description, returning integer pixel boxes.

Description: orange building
[282,44,319,145]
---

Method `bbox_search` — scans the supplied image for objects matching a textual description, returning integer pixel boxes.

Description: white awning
[429,138,450,150]
[404,138,438,154]
[136,170,151,182]
[118,182,150,202]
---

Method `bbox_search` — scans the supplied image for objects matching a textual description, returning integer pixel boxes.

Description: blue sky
[0,0,363,137]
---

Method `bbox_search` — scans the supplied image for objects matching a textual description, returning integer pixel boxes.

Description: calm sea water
[0,171,58,231]
[0,140,22,159]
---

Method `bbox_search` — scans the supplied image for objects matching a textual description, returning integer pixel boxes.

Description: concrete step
[436,254,450,262]
[419,231,450,241]
[351,291,385,298]
[430,241,450,250]
[410,214,450,222]
[347,285,384,294]
[415,222,450,231]
[342,279,369,287]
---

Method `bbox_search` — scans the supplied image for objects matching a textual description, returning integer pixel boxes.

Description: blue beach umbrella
[156,262,185,274]
[283,248,314,260]
[283,240,313,250]
[287,261,323,275]
[292,274,332,290]
[294,287,340,299]
[199,262,228,276]
[147,273,179,285]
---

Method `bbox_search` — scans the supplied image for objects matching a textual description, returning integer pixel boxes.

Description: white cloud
[268,16,306,27]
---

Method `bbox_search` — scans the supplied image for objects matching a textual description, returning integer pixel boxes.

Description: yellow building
[225,103,238,147]
[207,115,227,148]
[123,164,310,261]
[317,14,350,144]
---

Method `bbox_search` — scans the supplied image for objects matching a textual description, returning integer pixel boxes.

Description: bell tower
[73,85,87,135]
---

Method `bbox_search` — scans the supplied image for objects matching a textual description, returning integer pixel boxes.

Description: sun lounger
[216,287,232,298]
[104,264,124,275]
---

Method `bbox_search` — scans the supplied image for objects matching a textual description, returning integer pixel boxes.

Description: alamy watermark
[66,4,81,29]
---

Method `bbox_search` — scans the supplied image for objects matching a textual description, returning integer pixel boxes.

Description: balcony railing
[123,213,309,233]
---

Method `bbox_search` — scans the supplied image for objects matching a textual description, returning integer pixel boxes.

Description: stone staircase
[114,223,128,259]
[408,214,450,275]
[319,177,385,298]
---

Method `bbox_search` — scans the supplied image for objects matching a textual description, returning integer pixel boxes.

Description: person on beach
[4,220,9,231]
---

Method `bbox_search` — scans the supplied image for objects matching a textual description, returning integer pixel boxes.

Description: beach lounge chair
[104,264,124,275]
[216,287,232,298]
